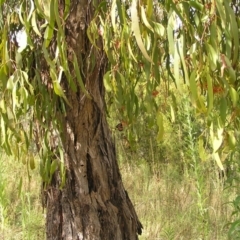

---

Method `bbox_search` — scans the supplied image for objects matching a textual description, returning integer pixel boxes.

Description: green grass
[0,146,237,239]
[0,155,45,240]
[121,160,234,240]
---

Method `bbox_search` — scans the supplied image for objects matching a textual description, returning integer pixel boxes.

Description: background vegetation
[1,88,239,240]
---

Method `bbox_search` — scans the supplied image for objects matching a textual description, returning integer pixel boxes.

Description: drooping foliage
[0,0,239,210]
[101,0,240,171]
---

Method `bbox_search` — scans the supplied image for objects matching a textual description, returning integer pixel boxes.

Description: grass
[121,160,234,240]
[0,142,237,239]
[0,155,45,240]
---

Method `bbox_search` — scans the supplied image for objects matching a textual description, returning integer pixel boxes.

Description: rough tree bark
[45,0,142,239]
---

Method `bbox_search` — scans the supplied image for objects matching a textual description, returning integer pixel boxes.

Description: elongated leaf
[177,35,189,84]
[170,104,175,123]
[189,0,203,11]
[213,152,224,171]
[131,0,153,63]
[27,0,35,21]
[212,125,223,152]
[152,22,165,37]
[52,78,72,107]
[229,87,239,108]
[224,1,239,66]
[146,0,153,17]
[42,45,55,69]
[103,71,112,92]
[189,70,198,102]
[50,159,58,175]
[0,116,6,145]
[141,6,153,32]
[167,12,175,55]
[206,74,213,114]
[29,153,35,169]
[205,43,218,71]
[116,0,125,25]
[44,25,54,47]
[87,20,99,49]
[216,0,226,28]
[111,0,117,32]
[228,131,236,149]
[64,0,70,19]
[54,0,64,36]
[73,53,92,99]
[174,45,180,89]
[127,40,138,62]
[31,11,41,37]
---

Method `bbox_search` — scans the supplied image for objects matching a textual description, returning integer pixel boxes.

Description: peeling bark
[45,1,142,239]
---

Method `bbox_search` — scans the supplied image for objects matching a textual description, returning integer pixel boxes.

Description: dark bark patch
[86,153,95,192]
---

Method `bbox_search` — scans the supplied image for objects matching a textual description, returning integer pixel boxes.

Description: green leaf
[216,0,226,28]
[170,104,175,123]
[189,0,203,11]
[224,1,239,66]
[146,0,153,17]
[6,75,14,90]
[221,55,236,83]
[44,26,54,48]
[34,0,47,19]
[103,71,112,92]
[12,81,19,117]
[210,22,218,50]
[167,12,175,55]
[49,0,55,24]
[152,22,165,37]
[42,45,55,69]
[53,80,72,107]
[0,67,7,88]
[174,46,181,90]
[213,152,224,171]
[29,154,35,169]
[50,159,58,175]
[87,20,99,49]
[189,70,198,103]
[54,0,64,36]
[229,87,239,108]
[73,53,92,99]
[64,0,70,19]
[27,0,35,21]
[15,52,22,68]
[111,0,117,32]
[212,125,223,152]
[0,100,6,113]
[141,6,153,32]
[127,40,138,62]
[177,35,189,84]
[131,0,153,63]
[206,74,213,114]
[0,116,6,145]
[228,131,236,150]
[205,43,218,71]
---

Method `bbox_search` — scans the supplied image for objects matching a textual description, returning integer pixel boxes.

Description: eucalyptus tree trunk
[45,0,142,239]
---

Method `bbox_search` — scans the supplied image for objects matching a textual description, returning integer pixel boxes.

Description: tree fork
[45,0,142,239]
